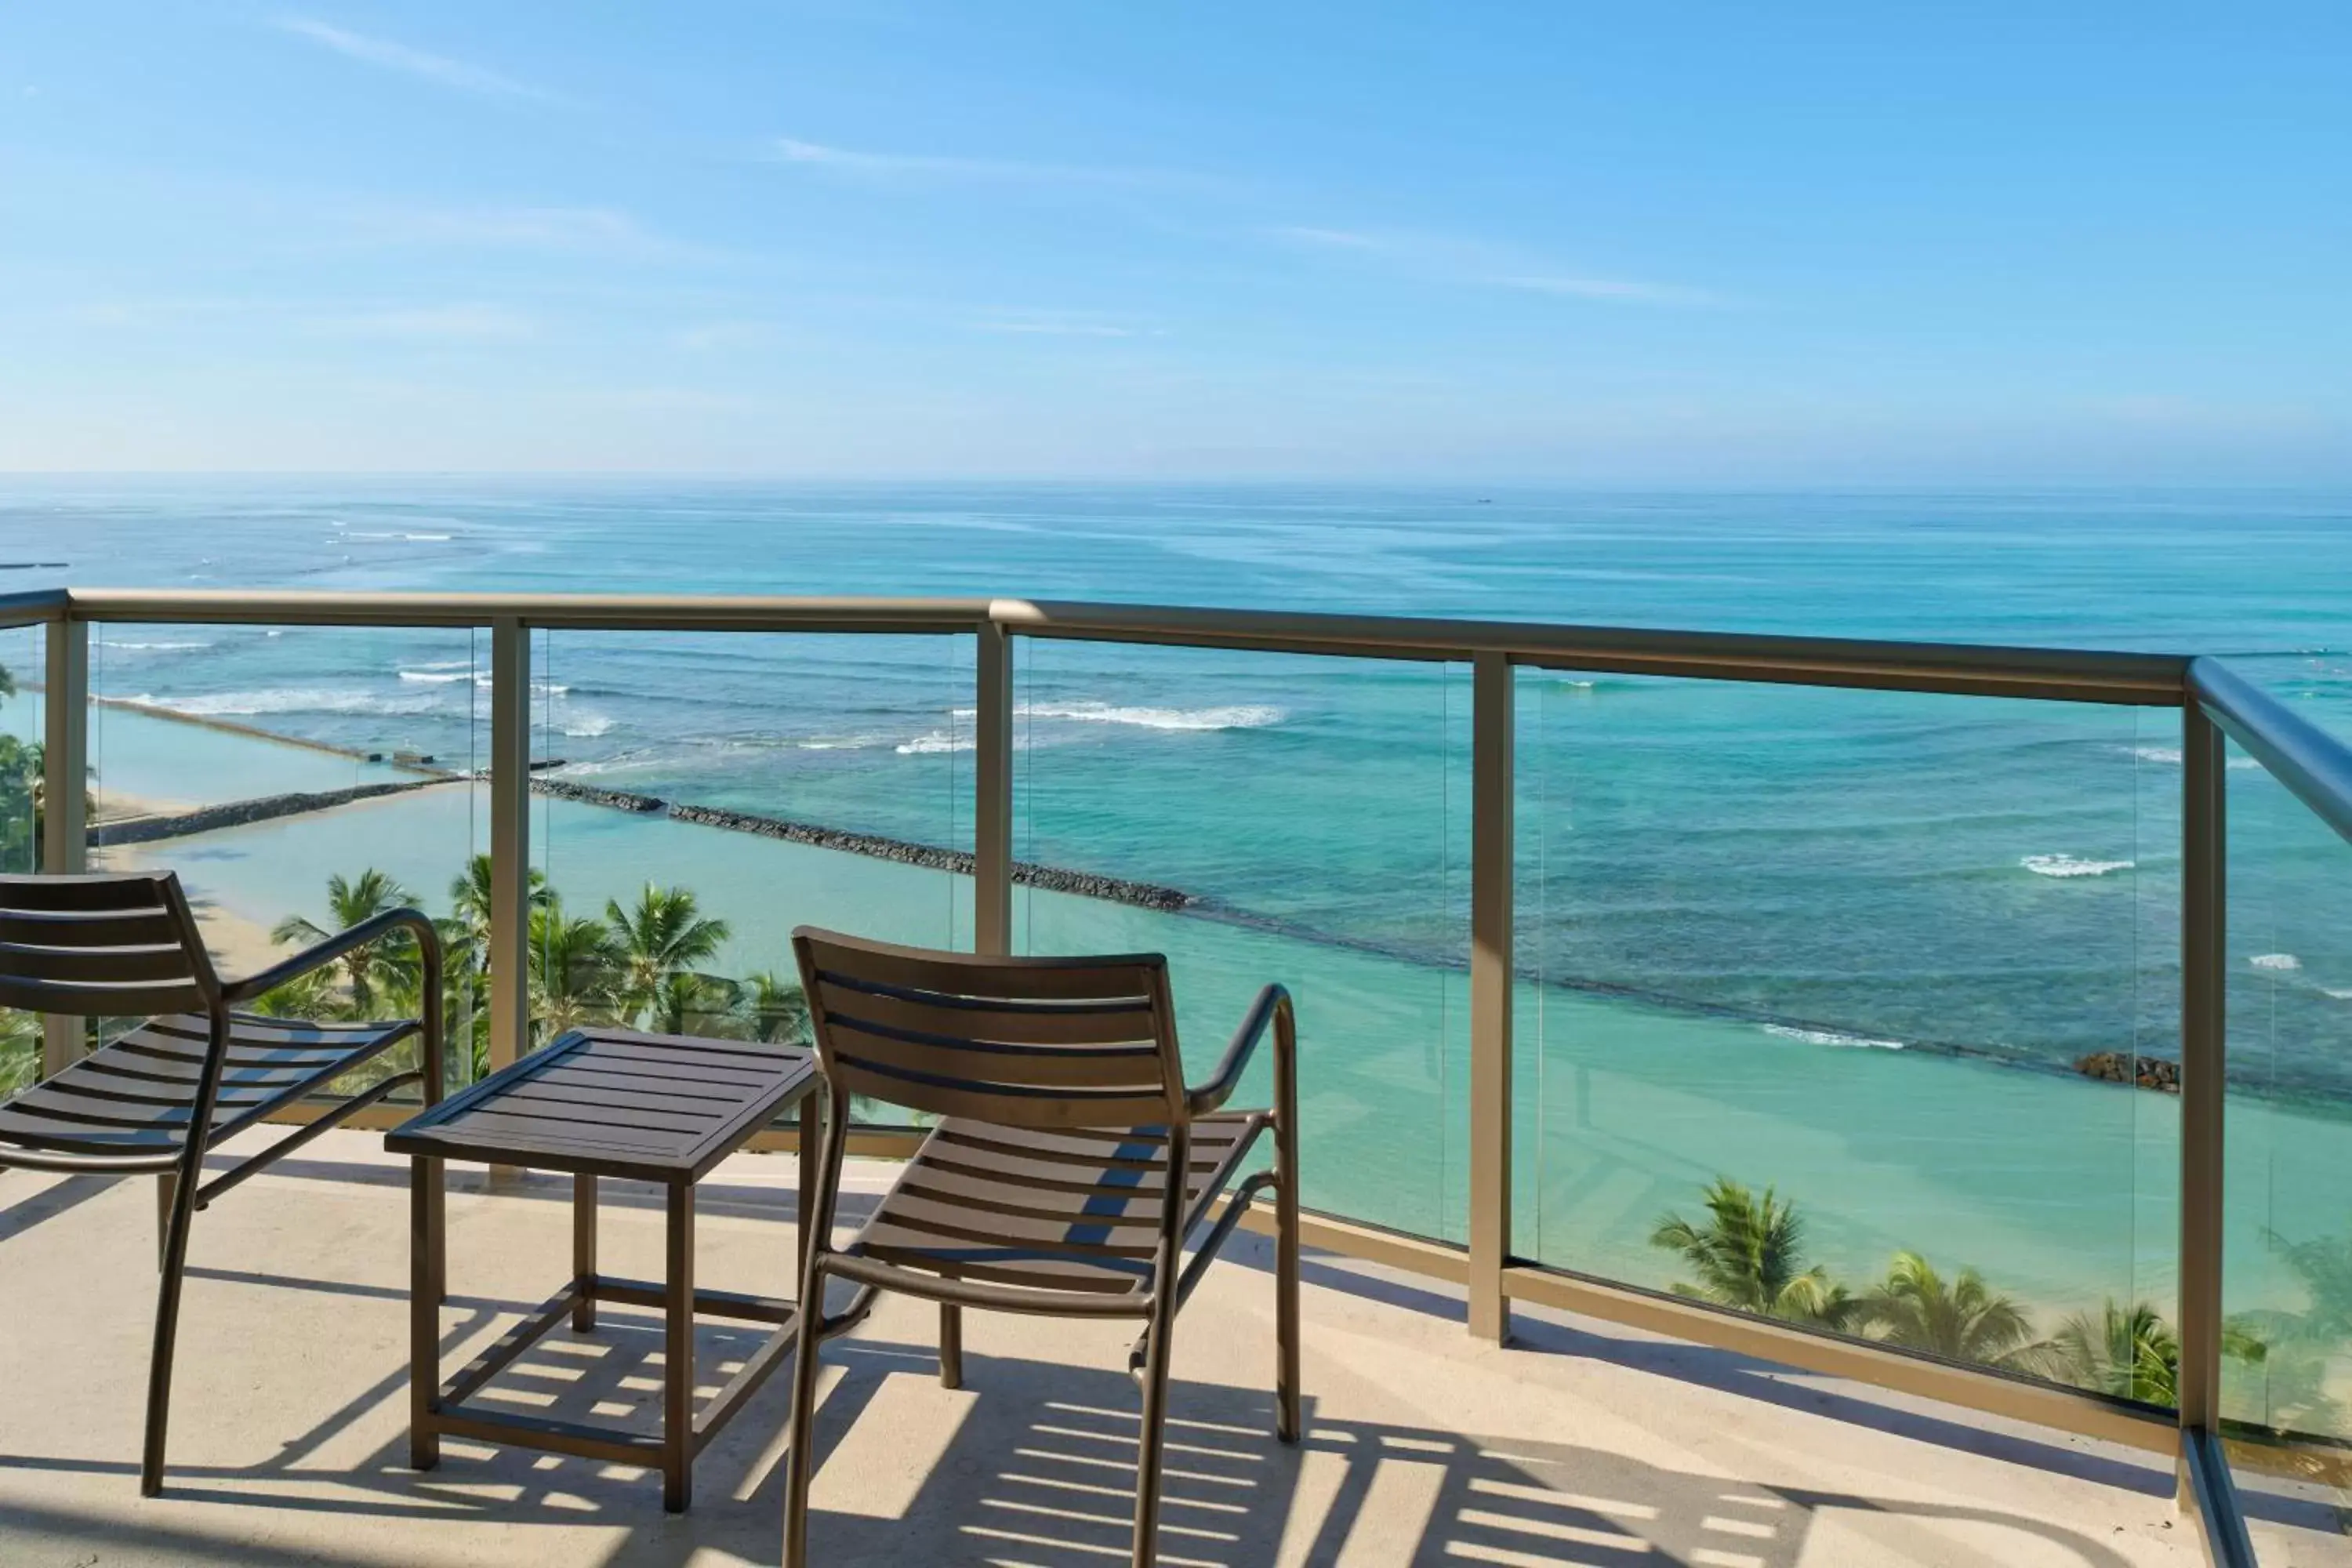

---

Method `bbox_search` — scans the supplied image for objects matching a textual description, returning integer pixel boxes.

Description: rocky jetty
[96,768,1195,915]
[2073,1051,2181,1094]
[91,779,441,848]
[530,778,666,812]
[664,802,1192,911]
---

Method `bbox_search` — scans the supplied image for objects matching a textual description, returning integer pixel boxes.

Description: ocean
[3,479,2350,1432]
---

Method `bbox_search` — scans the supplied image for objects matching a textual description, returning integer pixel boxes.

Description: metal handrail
[2190,655,2352,848]
[58,587,2189,702]
[0,588,68,630]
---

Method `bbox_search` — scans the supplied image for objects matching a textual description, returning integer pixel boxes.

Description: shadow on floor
[0,1281,2159,1568]
[0,1157,2238,1565]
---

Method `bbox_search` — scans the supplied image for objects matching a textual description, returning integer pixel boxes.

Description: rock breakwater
[91,779,444,848]
[522,778,1190,910]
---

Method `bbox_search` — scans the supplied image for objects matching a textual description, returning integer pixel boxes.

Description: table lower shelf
[416,1272,803,1503]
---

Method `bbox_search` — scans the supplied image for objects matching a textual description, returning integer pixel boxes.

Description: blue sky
[1,3,2345,481]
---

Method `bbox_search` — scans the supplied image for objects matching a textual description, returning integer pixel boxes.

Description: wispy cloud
[1275,224,1720,307]
[307,303,535,341]
[771,136,1192,191]
[275,16,556,103]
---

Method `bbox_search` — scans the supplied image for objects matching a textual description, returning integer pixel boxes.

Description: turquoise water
[8,480,2352,1429]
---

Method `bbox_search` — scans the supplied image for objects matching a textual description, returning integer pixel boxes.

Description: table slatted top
[386,1028,817,1183]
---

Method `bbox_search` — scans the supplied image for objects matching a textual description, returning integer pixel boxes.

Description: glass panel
[0,622,42,1092]
[84,622,488,1096]
[531,630,973,1123]
[2222,733,2352,1562]
[1519,669,2176,1386]
[1011,637,1471,1243]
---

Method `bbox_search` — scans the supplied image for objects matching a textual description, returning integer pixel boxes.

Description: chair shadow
[789,1354,2151,1568]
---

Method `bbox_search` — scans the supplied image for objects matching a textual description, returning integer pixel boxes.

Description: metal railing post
[2179,697,2226,1499]
[40,612,88,1077]
[488,619,532,1079]
[975,619,1014,956]
[1468,652,1515,1342]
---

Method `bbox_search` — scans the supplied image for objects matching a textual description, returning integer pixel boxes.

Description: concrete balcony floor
[0,1127,2307,1567]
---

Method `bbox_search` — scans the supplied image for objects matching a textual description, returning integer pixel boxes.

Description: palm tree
[446,853,550,964]
[528,893,621,1038]
[243,965,340,1022]
[2044,1300,2182,1403]
[1860,1250,2042,1370]
[0,1007,40,1096]
[737,971,811,1045]
[1650,1178,1858,1330]
[270,869,418,1015]
[605,884,729,1029]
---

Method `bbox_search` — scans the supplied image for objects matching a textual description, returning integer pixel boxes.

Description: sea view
[4,479,2350,1439]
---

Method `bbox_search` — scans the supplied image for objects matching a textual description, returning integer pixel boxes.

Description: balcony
[0,1125,2249,1566]
[4,586,2352,1566]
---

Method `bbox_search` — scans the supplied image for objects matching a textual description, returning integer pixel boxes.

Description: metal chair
[782,927,1300,1568]
[0,869,442,1495]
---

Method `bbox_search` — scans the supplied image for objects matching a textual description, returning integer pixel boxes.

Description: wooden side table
[386,1026,820,1512]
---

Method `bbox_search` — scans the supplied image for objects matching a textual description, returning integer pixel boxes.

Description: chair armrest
[221,907,444,1007]
[1185,982,1291,1117]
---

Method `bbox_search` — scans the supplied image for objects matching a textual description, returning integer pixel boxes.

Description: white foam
[2322,986,2352,1001]
[2251,953,2303,972]
[557,713,614,739]
[2129,744,2260,771]
[896,731,973,755]
[2022,854,2135,879]
[398,670,470,684]
[129,687,444,718]
[1763,1024,1904,1051]
[99,639,211,652]
[946,700,1285,732]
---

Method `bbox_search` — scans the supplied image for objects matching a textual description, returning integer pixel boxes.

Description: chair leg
[1131,1293,1177,1568]
[142,1163,201,1496]
[782,1262,826,1568]
[1275,1175,1301,1443]
[154,1173,175,1272]
[938,1303,963,1389]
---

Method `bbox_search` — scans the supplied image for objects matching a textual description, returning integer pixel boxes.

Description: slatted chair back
[0,872,216,1022]
[794,928,1185,1131]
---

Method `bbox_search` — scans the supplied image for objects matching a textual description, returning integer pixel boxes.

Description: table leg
[572,1174,597,1331]
[409,1154,445,1471]
[664,1180,695,1512]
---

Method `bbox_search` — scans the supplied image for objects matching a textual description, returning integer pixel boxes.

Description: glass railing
[1011,635,1471,1242]
[529,629,975,1124]
[0,621,43,1093]
[82,622,488,1095]
[2220,733,2352,1557]
[1515,670,2179,1396]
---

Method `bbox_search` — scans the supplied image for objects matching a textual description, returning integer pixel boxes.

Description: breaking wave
[2022,854,2135,878]
[126,688,443,718]
[1763,1024,1905,1051]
